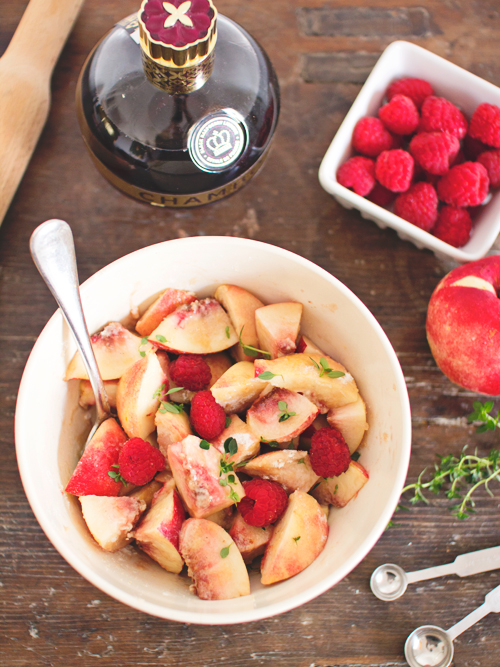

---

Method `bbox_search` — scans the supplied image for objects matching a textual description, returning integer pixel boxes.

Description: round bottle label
[188,111,247,172]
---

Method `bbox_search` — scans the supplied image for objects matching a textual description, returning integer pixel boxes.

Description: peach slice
[311,460,369,507]
[136,288,197,337]
[246,387,319,443]
[155,408,192,459]
[80,495,146,552]
[210,414,260,464]
[260,490,328,585]
[79,379,118,410]
[65,322,146,381]
[65,418,128,497]
[254,352,359,412]
[296,334,325,355]
[133,488,185,573]
[206,506,235,531]
[255,302,303,358]
[148,298,238,354]
[116,348,167,439]
[127,479,163,508]
[327,396,369,453]
[214,284,265,362]
[229,512,273,563]
[210,361,267,413]
[167,435,245,519]
[243,450,319,494]
[179,518,250,600]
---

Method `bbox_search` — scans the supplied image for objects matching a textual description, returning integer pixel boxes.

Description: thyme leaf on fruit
[257,371,283,381]
[309,356,345,379]
[154,384,185,414]
[220,544,232,559]
[292,536,301,543]
[225,326,230,339]
[238,325,271,359]
[199,440,211,450]
[393,402,500,521]
[108,464,127,486]
[225,415,232,428]
[278,401,296,423]
[351,451,361,462]
[139,337,149,358]
[218,439,240,503]
[155,334,168,344]
[260,437,280,448]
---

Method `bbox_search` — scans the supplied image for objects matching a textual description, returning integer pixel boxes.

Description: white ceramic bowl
[319,40,500,263]
[16,236,411,624]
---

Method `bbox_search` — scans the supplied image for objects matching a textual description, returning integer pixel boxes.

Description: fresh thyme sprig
[396,401,500,520]
[218,438,241,504]
[238,325,271,359]
[277,401,296,422]
[108,463,127,486]
[153,384,185,414]
[309,356,345,379]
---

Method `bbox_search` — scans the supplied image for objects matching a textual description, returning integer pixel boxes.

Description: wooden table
[2,1,500,665]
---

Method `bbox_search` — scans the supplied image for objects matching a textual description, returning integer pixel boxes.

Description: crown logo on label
[206,129,233,156]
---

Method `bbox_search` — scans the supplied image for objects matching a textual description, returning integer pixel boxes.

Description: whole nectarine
[426,255,500,394]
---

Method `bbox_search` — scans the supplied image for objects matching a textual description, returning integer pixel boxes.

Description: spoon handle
[30,219,110,423]
[406,544,500,584]
[446,583,500,641]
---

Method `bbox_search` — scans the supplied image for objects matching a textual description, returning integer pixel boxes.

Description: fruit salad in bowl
[16,236,411,623]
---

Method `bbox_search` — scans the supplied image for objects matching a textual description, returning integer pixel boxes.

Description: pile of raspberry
[336,77,500,248]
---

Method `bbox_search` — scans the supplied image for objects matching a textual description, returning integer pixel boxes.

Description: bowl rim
[15,236,412,624]
[318,40,500,263]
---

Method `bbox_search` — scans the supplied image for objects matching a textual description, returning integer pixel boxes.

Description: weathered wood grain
[2,0,500,666]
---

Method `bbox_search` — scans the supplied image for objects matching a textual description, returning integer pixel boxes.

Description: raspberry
[437,162,490,207]
[469,103,500,148]
[337,156,375,196]
[352,117,396,157]
[309,427,351,478]
[378,94,419,135]
[386,77,434,110]
[393,182,438,231]
[375,149,414,192]
[169,354,211,391]
[409,131,460,175]
[419,96,468,139]
[366,183,396,207]
[477,150,500,188]
[118,438,165,486]
[238,479,288,527]
[189,390,226,440]
[432,206,472,247]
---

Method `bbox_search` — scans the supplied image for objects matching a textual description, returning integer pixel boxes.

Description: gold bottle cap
[138,0,217,69]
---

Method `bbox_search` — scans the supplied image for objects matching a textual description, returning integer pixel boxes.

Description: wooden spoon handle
[0,0,85,225]
[4,0,86,75]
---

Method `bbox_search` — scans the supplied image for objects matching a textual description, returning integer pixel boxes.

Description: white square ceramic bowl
[319,40,500,263]
[15,236,411,624]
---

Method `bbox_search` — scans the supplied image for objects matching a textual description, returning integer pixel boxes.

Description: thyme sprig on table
[396,401,500,521]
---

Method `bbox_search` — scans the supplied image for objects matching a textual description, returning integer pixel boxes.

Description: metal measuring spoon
[30,219,112,445]
[370,544,500,601]
[404,583,500,667]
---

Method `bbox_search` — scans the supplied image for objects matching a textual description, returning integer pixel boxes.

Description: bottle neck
[141,48,215,94]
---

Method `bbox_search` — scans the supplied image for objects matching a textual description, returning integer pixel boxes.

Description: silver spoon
[404,582,500,667]
[30,219,112,445]
[370,544,500,601]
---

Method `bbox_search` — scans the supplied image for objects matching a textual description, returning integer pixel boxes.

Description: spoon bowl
[404,625,454,667]
[370,563,408,601]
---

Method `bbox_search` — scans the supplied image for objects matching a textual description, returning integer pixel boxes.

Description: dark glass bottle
[76,0,280,207]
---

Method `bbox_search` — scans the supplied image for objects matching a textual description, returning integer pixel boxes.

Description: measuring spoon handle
[405,545,500,585]
[446,584,500,641]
